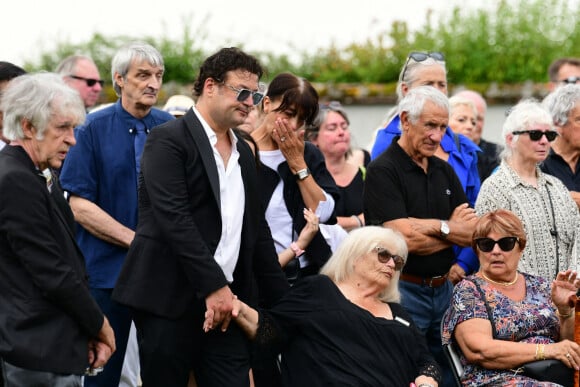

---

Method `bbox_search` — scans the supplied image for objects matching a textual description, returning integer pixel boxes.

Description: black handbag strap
[468,278,498,338]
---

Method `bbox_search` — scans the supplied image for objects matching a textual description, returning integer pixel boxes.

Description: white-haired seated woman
[208,226,441,386]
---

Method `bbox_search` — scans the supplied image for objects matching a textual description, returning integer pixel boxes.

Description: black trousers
[0,359,81,387]
[133,302,251,387]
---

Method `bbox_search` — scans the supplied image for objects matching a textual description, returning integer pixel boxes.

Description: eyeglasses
[400,51,445,81]
[475,237,519,252]
[223,83,264,106]
[68,75,104,87]
[512,130,558,142]
[320,101,343,111]
[373,247,405,271]
[560,76,580,85]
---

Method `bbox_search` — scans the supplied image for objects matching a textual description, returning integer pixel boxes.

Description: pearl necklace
[480,271,519,287]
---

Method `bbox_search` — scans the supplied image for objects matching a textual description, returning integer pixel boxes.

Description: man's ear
[400,111,410,132]
[21,117,35,138]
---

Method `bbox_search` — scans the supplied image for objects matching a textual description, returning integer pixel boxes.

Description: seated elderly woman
[212,226,441,386]
[475,99,580,280]
[442,209,580,386]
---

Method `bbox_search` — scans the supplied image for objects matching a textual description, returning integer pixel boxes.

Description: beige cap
[163,95,194,117]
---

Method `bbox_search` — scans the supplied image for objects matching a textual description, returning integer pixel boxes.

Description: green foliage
[25,0,580,91]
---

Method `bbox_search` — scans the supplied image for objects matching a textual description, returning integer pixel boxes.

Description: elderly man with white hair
[541,84,580,208]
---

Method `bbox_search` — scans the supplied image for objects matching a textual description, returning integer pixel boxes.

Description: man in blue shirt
[60,42,174,387]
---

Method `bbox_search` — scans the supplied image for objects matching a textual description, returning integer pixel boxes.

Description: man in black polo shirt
[364,86,477,383]
[541,84,580,208]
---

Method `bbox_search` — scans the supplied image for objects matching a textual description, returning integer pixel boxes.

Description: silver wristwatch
[440,220,450,239]
[295,168,310,181]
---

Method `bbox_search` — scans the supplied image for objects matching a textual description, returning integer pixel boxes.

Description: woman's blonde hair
[320,226,408,302]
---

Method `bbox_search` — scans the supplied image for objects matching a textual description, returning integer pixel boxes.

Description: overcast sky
[3,0,498,66]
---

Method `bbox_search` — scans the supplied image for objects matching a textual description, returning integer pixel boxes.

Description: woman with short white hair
[475,99,580,280]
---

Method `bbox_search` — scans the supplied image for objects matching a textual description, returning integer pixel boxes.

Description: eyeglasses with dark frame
[474,237,519,253]
[400,51,446,82]
[512,130,558,142]
[68,75,104,87]
[373,246,405,271]
[222,83,264,106]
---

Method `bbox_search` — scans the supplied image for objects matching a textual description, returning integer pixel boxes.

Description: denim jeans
[399,279,454,386]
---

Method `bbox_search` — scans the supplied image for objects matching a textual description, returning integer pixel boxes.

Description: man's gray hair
[542,84,580,127]
[398,86,449,124]
[111,42,164,96]
[1,72,85,141]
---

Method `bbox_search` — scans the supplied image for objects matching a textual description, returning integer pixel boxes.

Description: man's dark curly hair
[193,47,264,97]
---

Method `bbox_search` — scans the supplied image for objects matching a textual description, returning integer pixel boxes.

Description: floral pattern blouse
[442,273,564,386]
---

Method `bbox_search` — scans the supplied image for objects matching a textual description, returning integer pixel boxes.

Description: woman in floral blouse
[442,209,580,386]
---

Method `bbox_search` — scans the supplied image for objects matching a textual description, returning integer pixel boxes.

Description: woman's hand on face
[273,118,305,170]
[551,270,580,309]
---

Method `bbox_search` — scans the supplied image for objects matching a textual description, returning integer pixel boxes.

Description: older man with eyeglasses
[547,57,580,91]
[56,55,104,110]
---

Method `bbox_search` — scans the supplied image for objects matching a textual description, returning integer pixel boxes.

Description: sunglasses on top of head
[221,82,264,106]
[373,246,405,271]
[69,75,104,87]
[320,101,343,111]
[475,236,519,253]
[400,51,446,81]
[512,130,558,142]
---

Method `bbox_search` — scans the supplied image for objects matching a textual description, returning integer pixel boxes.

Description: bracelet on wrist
[290,242,305,257]
[556,309,574,319]
[534,343,545,360]
[351,215,363,228]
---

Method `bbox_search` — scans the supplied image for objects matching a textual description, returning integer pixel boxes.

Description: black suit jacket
[113,109,289,319]
[0,146,104,374]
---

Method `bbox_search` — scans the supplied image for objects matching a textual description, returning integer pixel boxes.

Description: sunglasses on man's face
[512,130,558,142]
[223,83,264,106]
[475,237,519,253]
[69,75,104,87]
[373,247,405,271]
[401,51,446,81]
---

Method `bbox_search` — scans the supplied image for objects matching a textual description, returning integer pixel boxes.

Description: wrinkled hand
[273,118,305,171]
[551,270,580,309]
[448,264,466,285]
[203,285,235,332]
[450,203,478,224]
[546,340,580,370]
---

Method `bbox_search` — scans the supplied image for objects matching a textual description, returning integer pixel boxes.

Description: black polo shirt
[540,148,580,192]
[364,137,468,277]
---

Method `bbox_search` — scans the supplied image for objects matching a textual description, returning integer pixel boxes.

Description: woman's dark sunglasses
[373,247,405,271]
[512,130,558,142]
[475,237,519,252]
[401,51,446,81]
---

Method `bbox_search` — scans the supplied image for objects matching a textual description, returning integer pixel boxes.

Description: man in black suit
[113,47,289,387]
[0,73,115,385]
